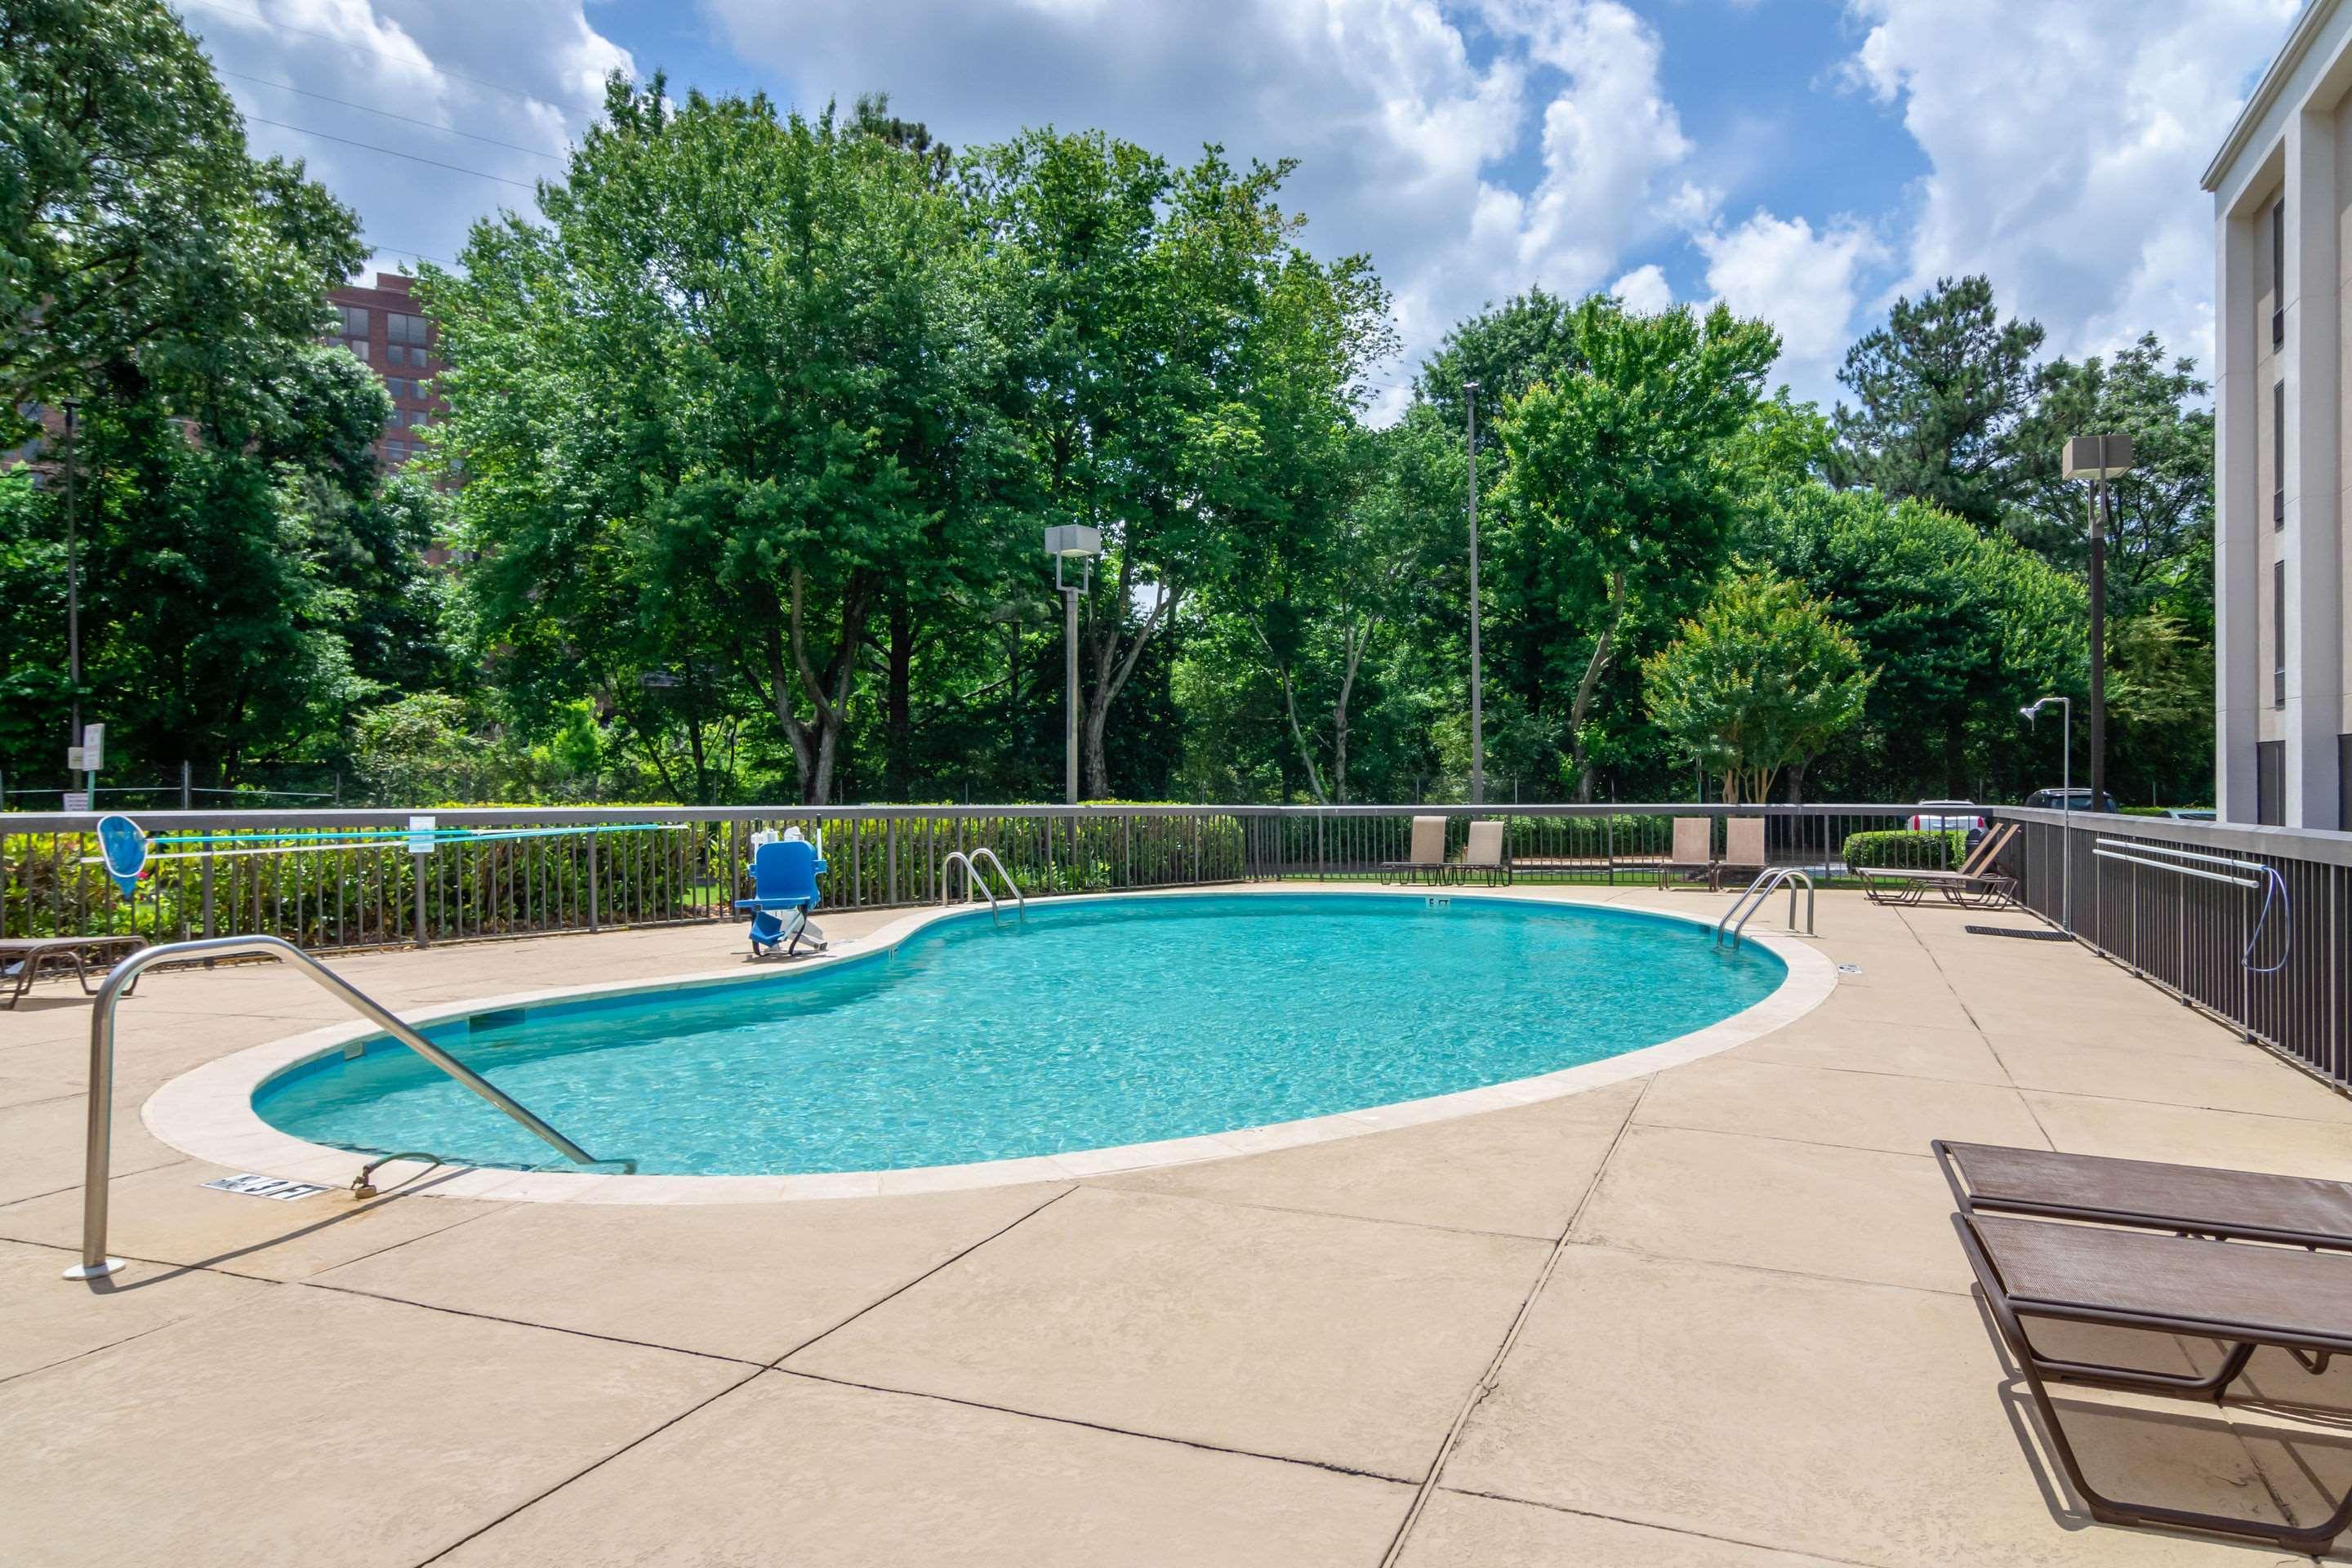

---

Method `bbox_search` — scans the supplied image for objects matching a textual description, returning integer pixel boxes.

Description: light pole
[2061,434,2131,813]
[62,399,81,760]
[2022,695,2073,929]
[1463,380,1484,805]
[1043,524,1102,804]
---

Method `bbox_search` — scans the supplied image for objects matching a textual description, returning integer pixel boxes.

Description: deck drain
[1964,925,2072,942]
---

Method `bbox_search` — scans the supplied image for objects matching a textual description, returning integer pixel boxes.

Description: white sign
[65,746,83,771]
[408,813,438,856]
[203,1174,327,1201]
[79,722,104,771]
[61,791,91,813]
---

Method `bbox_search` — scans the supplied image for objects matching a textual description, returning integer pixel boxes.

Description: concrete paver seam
[768,1184,1078,1368]
[1433,1486,1897,1568]
[1374,1073,1657,1568]
[295,1276,770,1368]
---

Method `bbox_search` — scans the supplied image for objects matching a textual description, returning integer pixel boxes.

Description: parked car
[1909,800,1986,831]
[2164,807,2217,822]
[2023,787,2122,813]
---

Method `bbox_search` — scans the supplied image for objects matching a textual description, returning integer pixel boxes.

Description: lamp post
[2060,434,2131,814]
[62,399,81,763]
[1043,524,1102,805]
[2021,695,2073,929]
[1463,380,1484,805]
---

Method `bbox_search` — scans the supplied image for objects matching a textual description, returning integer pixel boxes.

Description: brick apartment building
[328,270,445,471]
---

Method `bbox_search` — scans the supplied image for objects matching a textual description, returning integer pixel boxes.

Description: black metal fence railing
[1993,807,2352,1095]
[5,802,1952,952]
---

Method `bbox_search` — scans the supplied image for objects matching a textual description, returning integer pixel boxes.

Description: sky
[181,0,2303,418]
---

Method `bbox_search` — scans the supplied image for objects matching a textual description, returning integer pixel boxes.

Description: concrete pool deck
[2,883,2350,1565]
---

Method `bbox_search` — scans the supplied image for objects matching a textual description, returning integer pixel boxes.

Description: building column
[2286,109,2345,826]
[2215,201,2260,821]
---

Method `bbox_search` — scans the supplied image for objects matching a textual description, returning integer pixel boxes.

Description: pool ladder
[64,933,623,1282]
[1716,868,1816,949]
[940,848,1026,924]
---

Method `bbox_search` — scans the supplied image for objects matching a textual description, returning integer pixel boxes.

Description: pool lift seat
[738,835,827,958]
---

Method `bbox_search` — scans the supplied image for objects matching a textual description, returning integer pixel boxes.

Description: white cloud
[182,0,632,274]
[1610,264,1673,314]
[1696,210,1883,402]
[698,0,1701,418]
[1844,0,2296,378]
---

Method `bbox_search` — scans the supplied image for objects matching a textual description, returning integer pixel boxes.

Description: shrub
[1840,828,1964,870]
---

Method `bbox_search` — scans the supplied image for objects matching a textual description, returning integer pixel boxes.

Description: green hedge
[1840,828,1965,871]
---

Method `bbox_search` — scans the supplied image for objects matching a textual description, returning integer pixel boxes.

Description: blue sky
[187,0,2297,414]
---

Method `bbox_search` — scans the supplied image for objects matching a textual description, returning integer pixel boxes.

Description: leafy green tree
[1414,287,1587,452]
[1,0,365,416]
[1830,275,2044,533]
[1490,297,1780,799]
[2009,333,2214,614]
[1641,569,1874,804]
[1744,483,2084,798]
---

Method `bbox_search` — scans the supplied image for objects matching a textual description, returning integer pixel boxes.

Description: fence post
[887,817,898,906]
[180,760,191,808]
[587,835,600,933]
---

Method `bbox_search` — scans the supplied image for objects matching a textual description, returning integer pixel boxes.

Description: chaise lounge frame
[1857,822,2019,908]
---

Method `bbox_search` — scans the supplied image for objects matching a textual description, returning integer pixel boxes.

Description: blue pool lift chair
[737,836,828,958]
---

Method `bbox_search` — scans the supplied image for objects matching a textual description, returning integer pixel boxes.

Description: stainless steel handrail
[1715,868,1815,948]
[938,851,1000,923]
[967,848,1027,921]
[65,934,608,1281]
[939,849,1025,924]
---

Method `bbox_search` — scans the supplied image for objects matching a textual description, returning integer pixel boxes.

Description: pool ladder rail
[65,933,624,1283]
[940,848,1027,924]
[1716,868,1816,949]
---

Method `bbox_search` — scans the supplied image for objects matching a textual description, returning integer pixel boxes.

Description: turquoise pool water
[253,893,1786,1176]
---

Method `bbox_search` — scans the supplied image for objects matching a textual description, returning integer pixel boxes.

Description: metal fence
[1995,807,2352,1094]
[5,802,1948,952]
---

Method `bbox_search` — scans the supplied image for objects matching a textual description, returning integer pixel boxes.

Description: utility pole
[63,399,81,760]
[2063,434,2131,812]
[1464,381,1484,805]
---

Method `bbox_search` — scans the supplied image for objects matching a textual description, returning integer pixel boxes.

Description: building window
[385,439,408,465]
[2256,740,2285,826]
[2274,379,2286,526]
[387,344,408,367]
[2274,558,2287,708]
[2272,198,2286,347]
[349,340,370,363]
[387,312,429,348]
[338,304,370,339]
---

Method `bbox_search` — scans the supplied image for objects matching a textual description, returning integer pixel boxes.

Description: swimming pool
[250,893,1789,1178]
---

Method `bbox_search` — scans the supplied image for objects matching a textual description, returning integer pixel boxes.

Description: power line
[243,114,537,190]
[221,69,565,161]
[178,0,555,106]
[363,242,461,269]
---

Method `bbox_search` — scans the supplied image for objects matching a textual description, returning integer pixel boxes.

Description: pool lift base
[351,1151,446,1200]
[62,1258,125,1281]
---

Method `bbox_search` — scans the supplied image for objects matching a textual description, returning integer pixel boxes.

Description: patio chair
[1856,822,2019,908]
[1654,816,1719,891]
[1454,820,1510,886]
[736,835,827,957]
[1953,1209,2352,1552]
[1382,816,1450,885]
[1720,816,1767,889]
[1936,1139,2352,1252]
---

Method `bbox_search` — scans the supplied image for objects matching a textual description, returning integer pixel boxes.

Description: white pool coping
[143,884,1839,1205]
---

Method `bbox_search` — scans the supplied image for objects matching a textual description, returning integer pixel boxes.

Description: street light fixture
[2060,433,2131,819]
[2021,694,2073,929]
[1463,380,1484,805]
[1043,524,1102,805]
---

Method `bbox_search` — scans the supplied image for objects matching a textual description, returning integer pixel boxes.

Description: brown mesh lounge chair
[1381,816,1450,885]
[1719,817,1766,889]
[1856,822,2018,908]
[1654,816,1718,890]
[1454,820,1510,886]
[1953,1210,2352,1551]
[1936,1139,2352,1251]
[1,934,146,1009]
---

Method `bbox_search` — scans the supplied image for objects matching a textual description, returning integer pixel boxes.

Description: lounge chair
[0,934,146,1009]
[1936,1139,2352,1251]
[1454,820,1510,886]
[1720,816,1766,889]
[1382,816,1450,884]
[1953,1209,2352,1551]
[736,835,827,957]
[1856,822,2019,908]
[1654,816,1718,891]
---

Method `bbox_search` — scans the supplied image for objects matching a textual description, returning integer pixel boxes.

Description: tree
[1641,570,1874,804]
[1744,484,2084,799]
[2009,333,2214,614]
[1413,287,1586,452]
[1490,297,1780,799]
[1,0,365,415]
[1830,276,2043,533]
